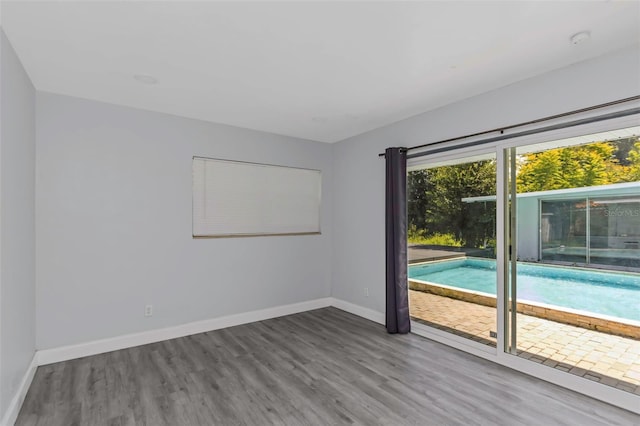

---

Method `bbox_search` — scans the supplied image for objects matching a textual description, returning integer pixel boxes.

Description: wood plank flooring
[16,307,639,425]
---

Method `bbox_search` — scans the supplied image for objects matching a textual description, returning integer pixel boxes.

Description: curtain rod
[378,95,640,158]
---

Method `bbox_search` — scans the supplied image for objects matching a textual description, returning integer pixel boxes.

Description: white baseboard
[38,297,333,366]
[1,353,38,426]
[330,298,385,325]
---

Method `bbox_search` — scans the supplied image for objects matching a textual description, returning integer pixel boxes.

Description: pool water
[408,258,640,322]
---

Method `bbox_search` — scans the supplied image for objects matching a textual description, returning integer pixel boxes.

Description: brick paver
[409,290,640,395]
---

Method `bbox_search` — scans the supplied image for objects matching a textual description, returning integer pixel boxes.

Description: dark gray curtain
[385,147,410,334]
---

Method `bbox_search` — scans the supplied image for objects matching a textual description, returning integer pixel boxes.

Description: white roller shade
[192,157,321,237]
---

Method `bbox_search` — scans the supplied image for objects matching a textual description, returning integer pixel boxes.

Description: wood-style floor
[16,307,639,425]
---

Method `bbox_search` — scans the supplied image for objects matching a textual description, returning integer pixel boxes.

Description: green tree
[517,142,625,192]
[627,141,640,181]
[408,160,496,248]
[517,150,564,192]
[407,169,434,232]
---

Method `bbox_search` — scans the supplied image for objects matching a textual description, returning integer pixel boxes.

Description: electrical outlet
[364,287,369,297]
[145,304,153,317]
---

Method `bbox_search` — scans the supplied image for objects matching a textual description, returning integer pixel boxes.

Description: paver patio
[409,290,640,395]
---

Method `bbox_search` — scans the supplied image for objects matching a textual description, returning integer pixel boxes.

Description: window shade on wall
[192,157,321,237]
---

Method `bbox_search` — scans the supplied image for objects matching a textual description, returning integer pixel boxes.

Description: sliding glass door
[408,124,640,397]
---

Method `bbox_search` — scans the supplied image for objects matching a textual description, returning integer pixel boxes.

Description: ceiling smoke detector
[570,31,591,45]
[133,74,158,85]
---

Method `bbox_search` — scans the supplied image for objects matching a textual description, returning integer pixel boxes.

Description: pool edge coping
[408,278,640,340]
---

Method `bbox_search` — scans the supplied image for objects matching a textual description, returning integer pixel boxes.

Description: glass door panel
[540,200,588,264]
[590,196,640,268]
[408,153,497,347]
[506,129,640,395]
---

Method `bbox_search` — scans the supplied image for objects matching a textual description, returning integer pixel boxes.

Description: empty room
[1,1,639,425]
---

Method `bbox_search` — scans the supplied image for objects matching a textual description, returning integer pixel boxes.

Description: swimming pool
[408,258,640,322]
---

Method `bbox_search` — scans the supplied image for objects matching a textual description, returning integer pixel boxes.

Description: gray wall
[331,47,640,314]
[0,29,36,418]
[36,93,333,349]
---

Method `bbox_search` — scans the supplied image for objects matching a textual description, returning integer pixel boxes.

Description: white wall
[517,198,539,262]
[331,46,640,314]
[36,93,333,349]
[0,29,36,418]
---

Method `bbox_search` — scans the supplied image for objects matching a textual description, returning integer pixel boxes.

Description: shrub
[408,227,463,247]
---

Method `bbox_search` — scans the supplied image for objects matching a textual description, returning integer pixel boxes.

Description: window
[192,157,321,237]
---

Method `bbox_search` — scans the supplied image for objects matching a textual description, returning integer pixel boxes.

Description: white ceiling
[1,1,639,143]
